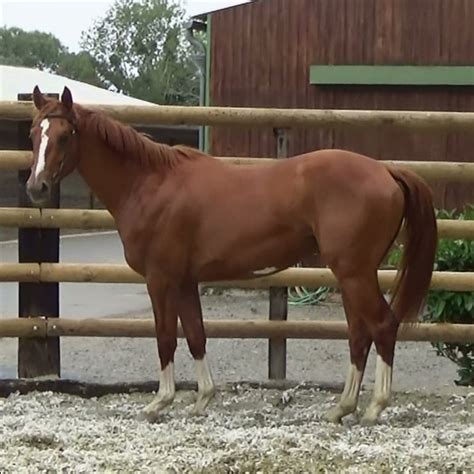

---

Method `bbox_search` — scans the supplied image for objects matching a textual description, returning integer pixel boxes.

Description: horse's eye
[58,134,69,146]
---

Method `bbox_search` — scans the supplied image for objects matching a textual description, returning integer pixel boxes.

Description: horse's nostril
[26,179,50,206]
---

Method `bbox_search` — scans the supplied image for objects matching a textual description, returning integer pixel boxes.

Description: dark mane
[75,105,205,170]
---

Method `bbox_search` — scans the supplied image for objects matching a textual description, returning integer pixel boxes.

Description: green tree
[0,27,104,88]
[80,0,199,105]
[56,51,104,87]
[0,27,67,71]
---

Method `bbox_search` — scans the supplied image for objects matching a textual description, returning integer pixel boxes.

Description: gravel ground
[0,386,472,472]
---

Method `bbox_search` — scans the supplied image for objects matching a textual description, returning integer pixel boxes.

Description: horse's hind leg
[327,272,398,425]
[326,271,398,424]
[361,294,398,425]
[323,276,373,423]
[178,281,216,415]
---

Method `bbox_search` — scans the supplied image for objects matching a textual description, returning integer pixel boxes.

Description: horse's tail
[387,166,438,322]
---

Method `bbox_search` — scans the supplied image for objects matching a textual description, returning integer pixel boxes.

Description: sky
[0,0,248,52]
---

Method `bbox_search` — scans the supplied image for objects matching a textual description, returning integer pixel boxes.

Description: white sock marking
[362,354,393,422]
[339,363,363,407]
[195,355,214,395]
[158,362,175,399]
[373,354,392,403]
[143,362,175,416]
[35,119,50,179]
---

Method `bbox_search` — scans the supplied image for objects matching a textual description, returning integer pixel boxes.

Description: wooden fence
[1,318,473,343]
[4,100,474,130]
[0,100,473,384]
[0,263,472,291]
[0,207,473,238]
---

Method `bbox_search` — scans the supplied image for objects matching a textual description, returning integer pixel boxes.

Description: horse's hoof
[191,389,216,416]
[360,415,378,427]
[360,402,385,426]
[191,400,211,417]
[138,400,173,423]
[322,413,342,424]
[137,410,160,423]
[191,400,208,416]
[322,406,344,424]
[190,407,206,417]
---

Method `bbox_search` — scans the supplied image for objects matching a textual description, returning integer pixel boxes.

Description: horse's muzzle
[26,177,51,207]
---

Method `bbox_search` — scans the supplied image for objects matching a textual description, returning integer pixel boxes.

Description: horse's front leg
[141,274,179,422]
[178,280,216,415]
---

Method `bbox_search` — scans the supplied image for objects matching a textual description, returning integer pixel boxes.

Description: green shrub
[388,205,474,386]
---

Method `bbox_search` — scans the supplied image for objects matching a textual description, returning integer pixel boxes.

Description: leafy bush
[388,205,474,386]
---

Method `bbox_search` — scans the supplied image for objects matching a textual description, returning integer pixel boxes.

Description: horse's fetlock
[339,399,358,412]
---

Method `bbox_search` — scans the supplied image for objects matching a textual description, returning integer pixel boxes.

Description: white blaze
[35,119,50,179]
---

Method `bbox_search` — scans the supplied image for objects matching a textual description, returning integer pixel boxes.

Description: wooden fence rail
[0,318,473,343]
[218,157,474,182]
[1,263,472,291]
[3,101,474,130]
[2,150,474,183]
[0,208,115,230]
[0,151,32,170]
[0,207,472,238]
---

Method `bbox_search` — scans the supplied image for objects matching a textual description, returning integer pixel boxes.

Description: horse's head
[27,85,79,206]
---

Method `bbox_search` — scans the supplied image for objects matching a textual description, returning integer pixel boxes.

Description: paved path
[0,231,151,319]
[1,231,152,379]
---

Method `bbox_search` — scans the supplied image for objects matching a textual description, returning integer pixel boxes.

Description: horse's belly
[194,231,317,282]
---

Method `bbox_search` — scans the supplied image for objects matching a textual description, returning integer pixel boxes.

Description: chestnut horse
[26,86,437,425]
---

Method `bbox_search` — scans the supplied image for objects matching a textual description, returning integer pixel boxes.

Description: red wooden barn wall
[207,0,474,210]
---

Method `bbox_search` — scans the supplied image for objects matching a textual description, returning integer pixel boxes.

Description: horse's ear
[33,85,46,110]
[61,86,73,111]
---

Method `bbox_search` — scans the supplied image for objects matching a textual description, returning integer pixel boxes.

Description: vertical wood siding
[208,0,474,209]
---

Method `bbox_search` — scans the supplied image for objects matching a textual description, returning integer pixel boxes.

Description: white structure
[0,65,156,105]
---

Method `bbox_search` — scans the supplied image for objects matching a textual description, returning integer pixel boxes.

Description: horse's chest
[115,198,164,275]
[119,224,179,277]
[116,218,155,275]
[118,232,146,276]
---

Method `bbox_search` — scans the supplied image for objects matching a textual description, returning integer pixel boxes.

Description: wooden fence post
[268,128,289,380]
[17,92,61,378]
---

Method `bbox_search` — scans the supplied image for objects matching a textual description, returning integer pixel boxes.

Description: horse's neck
[76,135,141,216]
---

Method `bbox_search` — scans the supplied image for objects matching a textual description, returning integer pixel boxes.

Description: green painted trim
[204,14,212,154]
[309,65,474,86]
